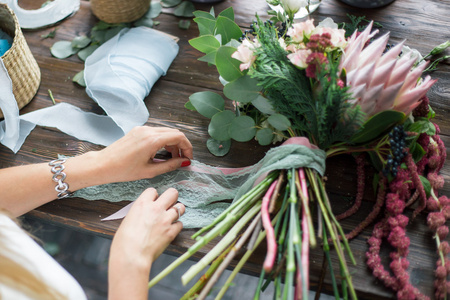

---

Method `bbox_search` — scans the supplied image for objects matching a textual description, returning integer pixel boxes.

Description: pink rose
[287,48,312,68]
[231,39,257,71]
[287,19,315,43]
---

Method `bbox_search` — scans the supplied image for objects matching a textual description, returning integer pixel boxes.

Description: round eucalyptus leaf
[134,17,154,28]
[189,91,225,119]
[208,110,235,141]
[223,75,261,103]
[50,41,77,59]
[229,115,256,142]
[189,35,221,54]
[179,19,191,30]
[72,70,86,87]
[268,114,291,131]
[161,0,182,8]
[206,138,231,156]
[77,44,99,61]
[184,100,196,111]
[251,95,276,115]
[215,46,243,82]
[71,35,91,49]
[173,1,195,17]
[256,128,273,146]
[215,15,242,44]
[148,2,163,18]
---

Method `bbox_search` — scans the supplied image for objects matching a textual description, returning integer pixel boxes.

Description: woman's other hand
[108,188,185,300]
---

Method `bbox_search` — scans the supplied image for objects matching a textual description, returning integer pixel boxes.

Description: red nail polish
[181,160,191,167]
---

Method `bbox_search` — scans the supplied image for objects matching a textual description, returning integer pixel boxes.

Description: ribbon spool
[0,3,40,118]
[90,0,150,23]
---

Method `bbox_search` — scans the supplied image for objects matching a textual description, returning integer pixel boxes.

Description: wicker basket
[0,3,40,118]
[90,0,150,24]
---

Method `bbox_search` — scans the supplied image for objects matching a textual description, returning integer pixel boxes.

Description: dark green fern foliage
[249,18,364,149]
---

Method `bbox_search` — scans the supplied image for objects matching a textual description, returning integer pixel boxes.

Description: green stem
[182,203,262,285]
[306,169,357,300]
[192,172,277,239]
[323,228,340,300]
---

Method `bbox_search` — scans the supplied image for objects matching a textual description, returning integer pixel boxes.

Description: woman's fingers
[167,202,186,223]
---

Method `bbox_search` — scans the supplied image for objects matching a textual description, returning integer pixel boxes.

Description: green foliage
[351,111,405,144]
[206,138,231,156]
[223,75,262,104]
[173,1,195,17]
[189,91,225,118]
[215,46,243,82]
[338,14,382,37]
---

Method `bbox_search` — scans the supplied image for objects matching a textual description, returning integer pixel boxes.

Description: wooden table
[4,0,449,298]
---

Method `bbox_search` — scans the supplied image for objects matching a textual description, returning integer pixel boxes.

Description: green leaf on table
[91,21,112,31]
[148,2,163,18]
[251,95,276,115]
[72,70,86,87]
[223,75,261,103]
[419,175,431,197]
[268,114,291,131]
[198,51,216,65]
[207,138,231,156]
[217,7,234,20]
[215,46,243,82]
[256,128,273,146]
[134,17,154,28]
[50,41,78,59]
[41,28,57,39]
[77,44,99,61]
[189,35,221,54]
[229,115,256,142]
[189,91,225,118]
[184,100,196,111]
[104,27,125,41]
[161,0,182,8]
[173,1,195,17]
[71,35,91,49]
[214,16,242,44]
[208,110,235,141]
[351,110,405,144]
[179,20,191,30]
[406,118,436,136]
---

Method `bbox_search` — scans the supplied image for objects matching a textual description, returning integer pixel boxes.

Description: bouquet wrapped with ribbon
[145,6,449,300]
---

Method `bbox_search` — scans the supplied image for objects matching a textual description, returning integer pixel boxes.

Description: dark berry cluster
[383,125,407,177]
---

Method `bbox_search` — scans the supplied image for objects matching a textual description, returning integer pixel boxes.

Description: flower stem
[262,180,279,272]
[182,203,262,285]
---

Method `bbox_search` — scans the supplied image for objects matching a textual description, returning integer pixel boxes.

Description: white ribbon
[0,0,80,29]
[0,27,179,153]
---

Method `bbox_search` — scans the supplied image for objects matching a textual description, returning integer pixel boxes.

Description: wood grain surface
[5,0,449,298]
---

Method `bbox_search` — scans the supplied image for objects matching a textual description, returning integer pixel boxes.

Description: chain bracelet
[49,159,73,199]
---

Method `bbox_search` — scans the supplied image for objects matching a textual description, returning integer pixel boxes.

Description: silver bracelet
[49,159,73,199]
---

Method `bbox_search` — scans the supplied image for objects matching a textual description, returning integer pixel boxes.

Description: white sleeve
[0,214,87,300]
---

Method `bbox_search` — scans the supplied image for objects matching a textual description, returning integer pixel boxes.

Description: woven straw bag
[0,3,40,118]
[90,0,150,24]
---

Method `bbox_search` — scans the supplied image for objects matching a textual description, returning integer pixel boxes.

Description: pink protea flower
[340,22,437,118]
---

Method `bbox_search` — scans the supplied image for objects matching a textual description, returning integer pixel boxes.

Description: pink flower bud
[428,155,440,169]
[428,172,444,189]
[435,265,447,279]
[439,196,450,207]
[439,241,450,255]
[427,197,440,211]
[437,226,449,240]
[442,206,450,220]
[428,212,446,231]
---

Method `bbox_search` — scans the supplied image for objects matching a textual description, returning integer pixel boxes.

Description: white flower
[317,17,338,29]
[280,0,308,17]
[401,45,424,66]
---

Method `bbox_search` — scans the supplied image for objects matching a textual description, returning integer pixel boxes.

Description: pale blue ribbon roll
[0,27,179,153]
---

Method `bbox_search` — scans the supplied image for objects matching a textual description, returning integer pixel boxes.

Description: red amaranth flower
[427,212,446,231]
[306,33,333,52]
[305,52,327,79]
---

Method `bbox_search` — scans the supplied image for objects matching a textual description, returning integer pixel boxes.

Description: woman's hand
[108,188,185,300]
[69,126,193,187]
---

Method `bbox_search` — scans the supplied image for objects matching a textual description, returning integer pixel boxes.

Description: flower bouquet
[148,4,449,299]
